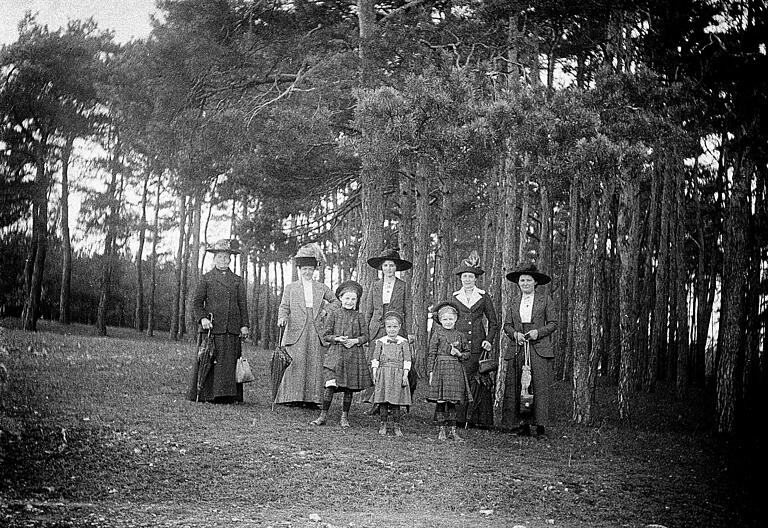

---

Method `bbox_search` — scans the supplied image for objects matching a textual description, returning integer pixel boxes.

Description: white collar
[378,335,406,344]
[453,287,485,296]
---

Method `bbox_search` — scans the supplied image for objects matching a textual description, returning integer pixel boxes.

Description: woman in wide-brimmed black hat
[187,239,250,403]
[274,244,336,407]
[450,251,499,429]
[502,264,558,437]
[361,248,415,412]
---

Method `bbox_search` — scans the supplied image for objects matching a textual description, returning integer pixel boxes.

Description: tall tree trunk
[717,146,749,434]
[355,0,384,291]
[618,169,641,420]
[184,193,202,338]
[481,168,498,296]
[177,199,194,340]
[399,175,415,324]
[496,153,519,427]
[169,193,188,341]
[59,135,75,325]
[539,180,551,274]
[95,140,121,337]
[22,142,49,332]
[134,166,150,332]
[517,169,530,264]
[411,161,431,378]
[646,158,674,391]
[437,176,454,300]
[675,168,689,399]
[146,172,161,337]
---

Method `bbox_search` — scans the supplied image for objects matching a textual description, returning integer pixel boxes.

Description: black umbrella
[195,314,216,402]
[270,326,292,410]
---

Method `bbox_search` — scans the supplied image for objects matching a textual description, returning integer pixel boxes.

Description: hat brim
[434,300,461,315]
[295,256,318,267]
[506,271,551,285]
[454,265,484,276]
[335,282,363,300]
[367,257,413,271]
[206,248,239,255]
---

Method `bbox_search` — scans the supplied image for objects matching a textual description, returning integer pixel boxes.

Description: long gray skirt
[274,308,326,404]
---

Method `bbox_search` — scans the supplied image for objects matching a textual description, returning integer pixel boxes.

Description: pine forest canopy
[1,0,766,436]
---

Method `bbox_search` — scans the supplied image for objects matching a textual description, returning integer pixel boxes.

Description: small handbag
[518,340,534,415]
[478,347,498,375]
[236,356,255,383]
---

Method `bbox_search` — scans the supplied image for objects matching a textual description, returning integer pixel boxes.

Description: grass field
[0,318,763,527]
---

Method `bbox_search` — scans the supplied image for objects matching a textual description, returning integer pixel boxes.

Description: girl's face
[460,272,477,289]
[381,260,397,277]
[439,311,457,329]
[299,266,315,281]
[384,318,401,337]
[213,252,231,270]
[339,290,358,310]
[518,274,536,294]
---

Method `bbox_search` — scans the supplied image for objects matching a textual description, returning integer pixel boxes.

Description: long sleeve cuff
[402,361,412,371]
[371,359,380,368]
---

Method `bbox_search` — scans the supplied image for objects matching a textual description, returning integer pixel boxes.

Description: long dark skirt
[187,333,243,403]
[455,351,495,427]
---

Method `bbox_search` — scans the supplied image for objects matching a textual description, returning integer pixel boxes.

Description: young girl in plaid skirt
[427,300,472,441]
[370,311,412,436]
[311,280,372,427]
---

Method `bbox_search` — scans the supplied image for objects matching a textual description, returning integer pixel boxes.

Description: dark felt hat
[382,310,404,325]
[506,264,551,285]
[433,300,461,319]
[335,280,363,300]
[367,248,413,272]
[206,239,240,254]
[454,250,484,276]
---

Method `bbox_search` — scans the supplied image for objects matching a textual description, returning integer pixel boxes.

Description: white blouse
[519,293,534,323]
[382,278,395,304]
[302,279,314,308]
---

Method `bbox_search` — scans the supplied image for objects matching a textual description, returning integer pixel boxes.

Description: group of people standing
[187,241,558,439]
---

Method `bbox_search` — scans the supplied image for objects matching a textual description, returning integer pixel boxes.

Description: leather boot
[340,411,351,428]
[378,421,387,436]
[393,422,403,437]
[310,410,327,426]
[450,426,465,442]
[437,425,447,441]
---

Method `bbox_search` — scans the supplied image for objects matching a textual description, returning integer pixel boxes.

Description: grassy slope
[0,319,762,528]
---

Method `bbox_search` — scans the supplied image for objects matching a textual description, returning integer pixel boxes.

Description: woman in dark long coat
[502,264,558,436]
[452,252,499,428]
[187,239,249,403]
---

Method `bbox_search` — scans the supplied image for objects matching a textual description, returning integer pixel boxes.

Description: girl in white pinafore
[371,311,412,436]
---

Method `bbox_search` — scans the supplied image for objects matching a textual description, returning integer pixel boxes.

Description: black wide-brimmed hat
[206,239,240,254]
[294,243,322,268]
[335,280,363,300]
[367,248,413,272]
[453,250,484,276]
[506,264,551,285]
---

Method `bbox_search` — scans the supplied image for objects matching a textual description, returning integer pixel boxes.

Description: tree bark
[134,166,150,332]
[437,176,454,300]
[169,193,187,341]
[411,161,431,378]
[22,142,50,332]
[717,146,749,434]
[146,172,161,337]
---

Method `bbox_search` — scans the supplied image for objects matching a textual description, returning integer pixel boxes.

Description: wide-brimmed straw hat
[206,239,240,254]
[506,264,551,285]
[453,250,484,276]
[367,248,413,272]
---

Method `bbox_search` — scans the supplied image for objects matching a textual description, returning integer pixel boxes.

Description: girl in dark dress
[427,301,472,442]
[311,281,371,427]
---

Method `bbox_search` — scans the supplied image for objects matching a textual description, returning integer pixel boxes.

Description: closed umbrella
[270,326,292,410]
[195,314,216,402]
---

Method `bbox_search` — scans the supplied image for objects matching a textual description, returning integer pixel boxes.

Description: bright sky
[0,0,157,45]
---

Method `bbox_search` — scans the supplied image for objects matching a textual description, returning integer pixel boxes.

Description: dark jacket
[362,277,412,340]
[452,288,499,357]
[503,290,558,358]
[193,268,249,335]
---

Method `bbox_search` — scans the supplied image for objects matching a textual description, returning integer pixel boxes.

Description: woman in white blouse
[276,246,335,407]
[502,264,558,436]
